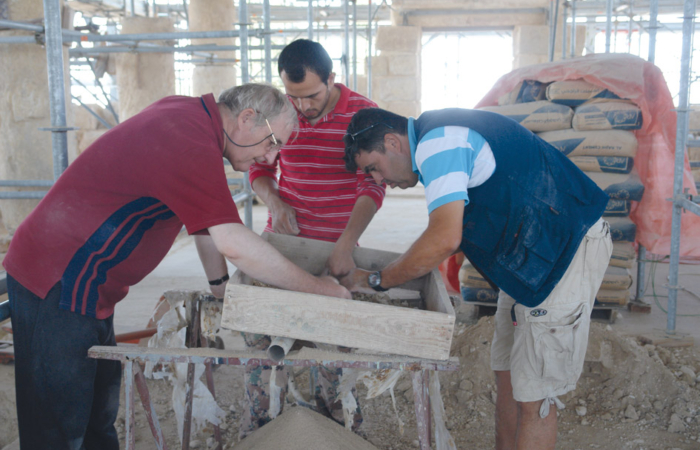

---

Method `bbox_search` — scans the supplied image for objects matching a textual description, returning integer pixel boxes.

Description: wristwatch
[368,271,388,292]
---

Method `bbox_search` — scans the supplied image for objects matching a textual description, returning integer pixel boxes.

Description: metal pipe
[549,0,560,62]
[0,180,53,187]
[562,3,568,59]
[605,0,613,52]
[239,0,253,229]
[72,95,113,129]
[352,0,358,90]
[666,0,696,335]
[0,301,9,330]
[65,29,256,43]
[570,0,577,57]
[69,44,241,55]
[0,36,36,44]
[404,8,547,17]
[263,0,272,83]
[43,0,70,180]
[0,19,43,32]
[635,245,646,300]
[308,0,314,40]
[0,192,48,199]
[648,0,659,63]
[86,58,119,124]
[344,0,350,84]
[367,0,372,99]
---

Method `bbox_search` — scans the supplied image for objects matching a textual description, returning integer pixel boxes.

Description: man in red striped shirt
[249,39,385,277]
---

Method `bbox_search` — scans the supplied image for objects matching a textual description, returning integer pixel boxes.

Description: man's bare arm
[252,176,300,235]
[328,195,378,277]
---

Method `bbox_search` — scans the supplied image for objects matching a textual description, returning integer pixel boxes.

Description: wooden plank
[421,270,455,316]
[222,284,454,360]
[636,331,694,348]
[87,345,460,371]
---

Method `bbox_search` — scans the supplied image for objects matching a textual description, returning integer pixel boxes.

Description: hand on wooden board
[269,198,300,235]
[339,268,375,294]
[327,245,357,279]
[315,274,352,299]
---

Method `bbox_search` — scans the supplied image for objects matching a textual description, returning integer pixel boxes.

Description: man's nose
[298,98,311,111]
[264,148,279,164]
[371,172,383,185]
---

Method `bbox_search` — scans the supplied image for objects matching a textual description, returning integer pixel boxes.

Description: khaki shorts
[491,218,612,403]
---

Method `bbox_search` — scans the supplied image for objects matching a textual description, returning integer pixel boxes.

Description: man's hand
[327,244,356,278]
[269,198,300,235]
[339,268,375,294]
[315,275,352,299]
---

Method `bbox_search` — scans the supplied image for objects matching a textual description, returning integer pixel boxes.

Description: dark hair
[278,39,333,84]
[343,108,408,172]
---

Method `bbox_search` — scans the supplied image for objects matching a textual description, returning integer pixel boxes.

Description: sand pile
[231,406,380,450]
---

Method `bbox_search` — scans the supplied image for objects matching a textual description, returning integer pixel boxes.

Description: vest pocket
[528,302,587,382]
[462,206,508,254]
[498,211,567,292]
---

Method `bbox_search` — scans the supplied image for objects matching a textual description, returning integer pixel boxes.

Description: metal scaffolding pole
[548,0,560,62]
[570,0,577,57]
[308,0,314,40]
[344,0,350,84]
[352,0,358,90]
[562,3,568,59]
[666,0,696,335]
[605,0,613,52]
[239,0,253,229]
[42,0,71,180]
[648,0,659,63]
[367,0,373,99]
[263,0,272,83]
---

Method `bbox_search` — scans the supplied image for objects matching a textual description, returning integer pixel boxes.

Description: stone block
[372,76,419,103]
[387,53,420,77]
[355,75,368,98]
[73,104,99,132]
[513,25,549,55]
[371,55,390,77]
[375,26,422,53]
[384,101,421,118]
[688,147,700,161]
[513,54,548,69]
[192,65,237,98]
[689,107,700,132]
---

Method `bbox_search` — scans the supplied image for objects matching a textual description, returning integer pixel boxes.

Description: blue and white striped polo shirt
[408,118,496,214]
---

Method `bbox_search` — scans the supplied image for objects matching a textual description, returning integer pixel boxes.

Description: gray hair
[218,83,297,128]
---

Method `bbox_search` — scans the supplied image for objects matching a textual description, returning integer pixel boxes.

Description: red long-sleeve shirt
[248,84,386,242]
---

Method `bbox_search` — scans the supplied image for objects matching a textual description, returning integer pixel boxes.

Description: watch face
[368,271,381,288]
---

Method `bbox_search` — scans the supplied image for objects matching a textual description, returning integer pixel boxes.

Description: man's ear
[238,108,256,129]
[327,72,336,88]
[384,133,400,154]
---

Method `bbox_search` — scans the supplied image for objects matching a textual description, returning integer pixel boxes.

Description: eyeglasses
[224,113,281,151]
[346,122,394,143]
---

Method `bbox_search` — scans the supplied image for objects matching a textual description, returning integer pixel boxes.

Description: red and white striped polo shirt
[248,83,386,242]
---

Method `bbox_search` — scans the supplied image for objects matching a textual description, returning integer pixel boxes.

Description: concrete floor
[113,187,700,343]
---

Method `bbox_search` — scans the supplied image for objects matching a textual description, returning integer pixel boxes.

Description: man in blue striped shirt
[341,107,611,450]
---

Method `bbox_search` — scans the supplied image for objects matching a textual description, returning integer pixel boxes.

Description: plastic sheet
[476,54,700,258]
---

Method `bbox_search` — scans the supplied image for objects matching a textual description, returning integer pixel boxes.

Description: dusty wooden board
[222,233,455,361]
[635,331,695,348]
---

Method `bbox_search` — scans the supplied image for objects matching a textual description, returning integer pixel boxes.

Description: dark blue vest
[414,109,609,307]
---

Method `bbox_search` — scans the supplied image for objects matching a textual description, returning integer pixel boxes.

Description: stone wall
[115,17,176,120]
[0,0,75,234]
[371,25,421,118]
[189,0,237,98]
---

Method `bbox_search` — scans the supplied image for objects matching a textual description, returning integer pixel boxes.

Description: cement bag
[460,286,499,303]
[569,156,634,174]
[604,199,632,217]
[497,80,548,105]
[479,101,573,132]
[585,172,645,201]
[573,102,643,131]
[537,129,637,158]
[607,217,636,242]
[458,262,491,289]
[610,241,636,268]
[601,266,633,290]
[595,289,629,305]
[546,80,623,106]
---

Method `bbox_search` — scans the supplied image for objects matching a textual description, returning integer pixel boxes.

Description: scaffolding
[0,0,387,229]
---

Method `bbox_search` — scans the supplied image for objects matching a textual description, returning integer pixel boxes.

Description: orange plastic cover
[476,54,700,258]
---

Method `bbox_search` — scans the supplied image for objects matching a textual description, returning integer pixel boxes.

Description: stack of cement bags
[473,79,645,307]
